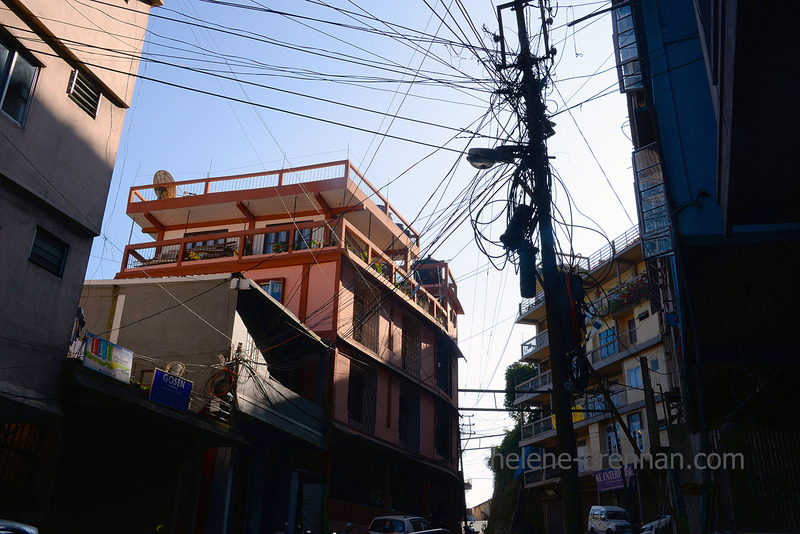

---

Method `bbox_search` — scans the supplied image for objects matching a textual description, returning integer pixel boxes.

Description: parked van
[587,506,631,534]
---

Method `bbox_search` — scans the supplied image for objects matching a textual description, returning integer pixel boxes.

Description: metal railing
[515,370,552,404]
[522,413,555,440]
[519,290,546,317]
[579,225,640,272]
[128,160,420,242]
[521,330,549,359]
[121,219,455,336]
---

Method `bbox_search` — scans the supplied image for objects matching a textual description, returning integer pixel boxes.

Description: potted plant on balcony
[272,241,289,253]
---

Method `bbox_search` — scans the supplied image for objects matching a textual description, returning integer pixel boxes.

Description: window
[605,424,620,455]
[401,311,421,378]
[651,358,660,371]
[599,327,618,359]
[627,366,642,388]
[628,412,645,451]
[260,280,283,303]
[0,40,37,126]
[347,359,376,434]
[398,382,420,452]
[612,4,643,91]
[436,337,453,395]
[294,226,324,250]
[29,227,69,277]
[633,146,673,258]
[67,69,101,118]
[353,277,379,352]
[435,398,452,458]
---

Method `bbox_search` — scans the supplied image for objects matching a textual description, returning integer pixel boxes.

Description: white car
[587,506,631,534]
[368,515,449,534]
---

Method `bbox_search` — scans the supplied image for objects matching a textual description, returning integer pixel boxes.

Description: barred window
[347,359,377,435]
[398,382,420,452]
[435,398,452,459]
[402,311,421,378]
[353,277,379,352]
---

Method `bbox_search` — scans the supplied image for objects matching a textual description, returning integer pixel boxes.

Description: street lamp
[465,145,525,169]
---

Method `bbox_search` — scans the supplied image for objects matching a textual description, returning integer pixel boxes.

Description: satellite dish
[153,169,176,199]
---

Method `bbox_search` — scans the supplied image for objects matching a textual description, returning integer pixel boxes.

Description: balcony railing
[519,290,545,317]
[521,330,549,360]
[128,160,420,243]
[583,389,628,419]
[514,370,552,405]
[588,271,649,319]
[521,413,555,440]
[120,219,455,336]
[578,225,640,272]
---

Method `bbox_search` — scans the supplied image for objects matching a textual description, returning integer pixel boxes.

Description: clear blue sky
[85,0,636,507]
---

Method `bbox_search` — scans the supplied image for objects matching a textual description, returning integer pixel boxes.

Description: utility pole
[639,356,661,450]
[509,1,583,533]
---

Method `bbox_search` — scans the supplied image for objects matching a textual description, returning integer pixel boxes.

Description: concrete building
[513,228,679,534]
[0,0,157,525]
[67,273,329,533]
[114,159,465,531]
[610,0,800,530]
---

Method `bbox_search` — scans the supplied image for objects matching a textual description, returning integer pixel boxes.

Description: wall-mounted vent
[29,226,69,277]
[67,69,101,118]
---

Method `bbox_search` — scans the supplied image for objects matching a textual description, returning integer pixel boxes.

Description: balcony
[514,369,552,405]
[119,219,457,337]
[582,389,628,423]
[516,226,641,325]
[521,413,555,442]
[522,457,593,488]
[520,330,550,361]
[517,290,546,324]
[588,271,649,319]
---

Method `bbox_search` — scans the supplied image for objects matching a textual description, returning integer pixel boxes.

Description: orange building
[117,160,465,530]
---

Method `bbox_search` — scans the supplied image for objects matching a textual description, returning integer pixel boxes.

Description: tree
[503,361,538,423]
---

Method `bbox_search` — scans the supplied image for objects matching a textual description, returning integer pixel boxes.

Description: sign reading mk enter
[149,368,193,412]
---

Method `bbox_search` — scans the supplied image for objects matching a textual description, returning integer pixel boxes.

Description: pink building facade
[117,160,465,530]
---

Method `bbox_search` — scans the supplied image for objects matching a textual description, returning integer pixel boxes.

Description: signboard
[83,332,134,383]
[595,464,635,493]
[149,368,193,412]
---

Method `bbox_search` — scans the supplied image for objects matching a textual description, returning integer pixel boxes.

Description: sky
[83,0,638,507]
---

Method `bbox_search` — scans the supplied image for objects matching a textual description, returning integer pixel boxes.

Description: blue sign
[149,368,193,412]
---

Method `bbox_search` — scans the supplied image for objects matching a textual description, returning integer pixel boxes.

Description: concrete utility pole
[509,1,583,532]
[639,356,661,450]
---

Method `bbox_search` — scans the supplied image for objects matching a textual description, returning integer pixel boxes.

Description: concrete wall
[79,278,237,393]
[0,1,152,405]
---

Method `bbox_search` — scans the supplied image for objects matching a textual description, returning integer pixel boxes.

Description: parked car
[368,515,450,534]
[587,506,632,534]
[641,516,671,534]
[0,520,38,534]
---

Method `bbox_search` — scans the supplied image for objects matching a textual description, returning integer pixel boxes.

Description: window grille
[402,311,421,378]
[398,382,420,452]
[435,398,452,459]
[612,4,643,91]
[634,145,674,258]
[436,337,452,395]
[347,359,376,434]
[67,69,101,118]
[353,277,379,352]
[29,226,69,277]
